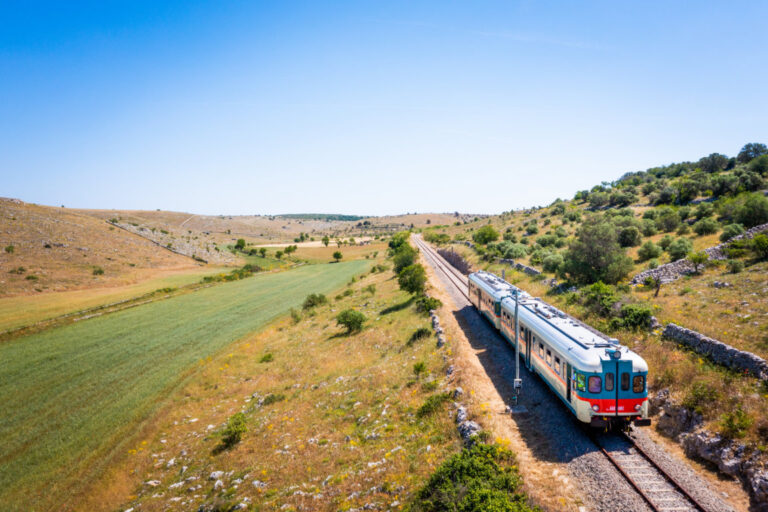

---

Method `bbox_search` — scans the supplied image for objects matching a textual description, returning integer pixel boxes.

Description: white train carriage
[468,271,650,428]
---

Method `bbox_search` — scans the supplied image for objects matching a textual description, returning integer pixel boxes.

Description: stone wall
[631,222,768,285]
[498,259,541,276]
[662,323,768,382]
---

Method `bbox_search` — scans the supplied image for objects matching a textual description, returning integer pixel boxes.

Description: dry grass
[82,264,461,512]
[0,199,197,297]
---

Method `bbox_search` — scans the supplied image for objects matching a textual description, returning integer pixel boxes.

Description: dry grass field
[0,198,198,297]
[82,263,463,512]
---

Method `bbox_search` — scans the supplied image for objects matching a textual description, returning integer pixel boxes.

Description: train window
[546,350,551,366]
[621,373,630,391]
[588,376,602,393]
[576,373,586,392]
[633,375,645,393]
[539,343,544,357]
[605,373,614,392]
[554,357,560,375]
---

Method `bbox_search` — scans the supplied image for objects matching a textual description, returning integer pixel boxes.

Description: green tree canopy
[560,219,633,284]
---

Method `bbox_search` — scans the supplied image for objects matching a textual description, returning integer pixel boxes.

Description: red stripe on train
[574,395,646,413]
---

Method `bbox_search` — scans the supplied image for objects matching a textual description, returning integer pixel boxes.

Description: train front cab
[574,356,650,428]
[468,278,503,330]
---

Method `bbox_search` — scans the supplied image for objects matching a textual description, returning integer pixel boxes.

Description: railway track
[413,235,710,512]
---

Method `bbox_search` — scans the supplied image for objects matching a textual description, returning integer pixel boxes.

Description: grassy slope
[90,263,460,512]
[0,260,369,511]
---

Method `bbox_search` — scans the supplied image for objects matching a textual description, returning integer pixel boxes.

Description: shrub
[472,225,499,245]
[640,219,658,237]
[618,226,642,247]
[637,241,662,261]
[647,258,659,269]
[302,293,328,310]
[92,266,104,276]
[659,234,674,250]
[618,303,653,330]
[720,223,745,242]
[542,253,563,273]
[392,244,417,273]
[259,353,274,363]
[235,238,246,250]
[398,264,427,295]
[4,245,14,254]
[750,233,768,260]
[655,207,681,232]
[501,242,528,259]
[290,307,301,323]
[261,393,285,406]
[667,238,693,261]
[220,412,247,448]
[416,393,451,418]
[735,193,768,227]
[416,295,442,314]
[676,223,690,235]
[692,218,719,236]
[411,444,532,512]
[682,382,719,415]
[727,259,744,273]
[333,251,343,262]
[721,406,753,439]
[336,309,365,333]
[413,361,427,377]
[581,281,618,317]
[408,327,433,346]
[363,284,376,295]
[25,274,38,281]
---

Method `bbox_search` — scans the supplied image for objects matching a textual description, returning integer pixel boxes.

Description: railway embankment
[652,389,768,509]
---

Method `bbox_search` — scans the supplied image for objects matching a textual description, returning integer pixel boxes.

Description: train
[468,270,650,429]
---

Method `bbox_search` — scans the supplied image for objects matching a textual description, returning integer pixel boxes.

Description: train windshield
[621,373,630,391]
[605,372,614,392]
[588,376,602,393]
[633,375,645,393]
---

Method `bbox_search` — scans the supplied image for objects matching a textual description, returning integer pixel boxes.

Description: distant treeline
[279,213,366,221]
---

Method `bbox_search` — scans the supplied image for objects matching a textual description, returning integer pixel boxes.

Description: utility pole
[513,289,522,403]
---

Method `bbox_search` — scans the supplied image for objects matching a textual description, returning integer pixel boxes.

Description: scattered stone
[213,479,224,490]
[145,480,161,487]
[453,387,463,399]
[209,471,224,481]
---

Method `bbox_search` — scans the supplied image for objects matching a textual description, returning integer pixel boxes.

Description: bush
[393,244,417,273]
[398,264,427,295]
[411,444,533,512]
[218,412,247,449]
[581,281,618,317]
[676,223,690,235]
[619,303,653,330]
[332,251,343,262]
[261,393,285,406]
[692,217,719,236]
[92,266,104,275]
[542,253,563,273]
[640,219,658,237]
[561,219,633,285]
[659,234,674,250]
[727,259,744,273]
[4,245,14,254]
[472,225,499,245]
[655,207,681,232]
[416,295,442,314]
[617,226,642,247]
[689,251,709,273]
[667,238,693,261]
[259,353,274,363]
[235,238,246,250]
[413,361,427,377]
[753,234,768,260]
[735,193,768,228]
[416,393,451,418]
[302,293,328,310]
[500,242,528,259]
[336,309,366,333]
[721,406,753,439]
[408,327,433,345]
[720,223,745,242]
[683,382,720,415]
[363,284,376,295]
[637,241,662,261]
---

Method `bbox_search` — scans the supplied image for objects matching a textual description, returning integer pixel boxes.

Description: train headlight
[591,404,599,412]
[634,404,641,411]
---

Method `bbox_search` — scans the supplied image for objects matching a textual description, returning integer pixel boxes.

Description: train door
[566,363,572,402]
[524,328,532,369]
[603,359,633,415]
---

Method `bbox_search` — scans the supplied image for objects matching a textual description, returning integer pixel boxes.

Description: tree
[322,236,330,247]
[393,244,417,273]
[749,154,768,176]
[588,192,609,209]
[336,309,366,333]
[275,250,284,259]
[737,142,768,163]
[720,223,745,242]
[698,153,729,173]
[542,253,564,273]
[667,238,693,261]
[259,247,267,257]
[689,251,709,274]
[655,207,681,232]
[637,241,662,261]
[332,251,343,262]
[735,193,768,228]
[472,225,499,245]
[753,234,768,260]
[560,219,633,284]
[618,226,642,247]
[235,238,246,250]
[398,264,427,295]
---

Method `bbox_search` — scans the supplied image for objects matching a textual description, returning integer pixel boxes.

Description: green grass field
[0,260,369,511]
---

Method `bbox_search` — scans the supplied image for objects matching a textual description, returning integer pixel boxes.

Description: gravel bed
[628,427,736,512]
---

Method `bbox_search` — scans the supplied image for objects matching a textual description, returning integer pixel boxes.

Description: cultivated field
[0,260,369,511]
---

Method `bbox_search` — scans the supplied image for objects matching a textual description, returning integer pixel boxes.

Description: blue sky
[2,1,766,215]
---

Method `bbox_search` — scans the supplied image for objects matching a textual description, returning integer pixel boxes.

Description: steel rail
[416,235,708,512]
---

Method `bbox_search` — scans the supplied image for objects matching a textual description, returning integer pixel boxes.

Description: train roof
[469,271,647,373]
